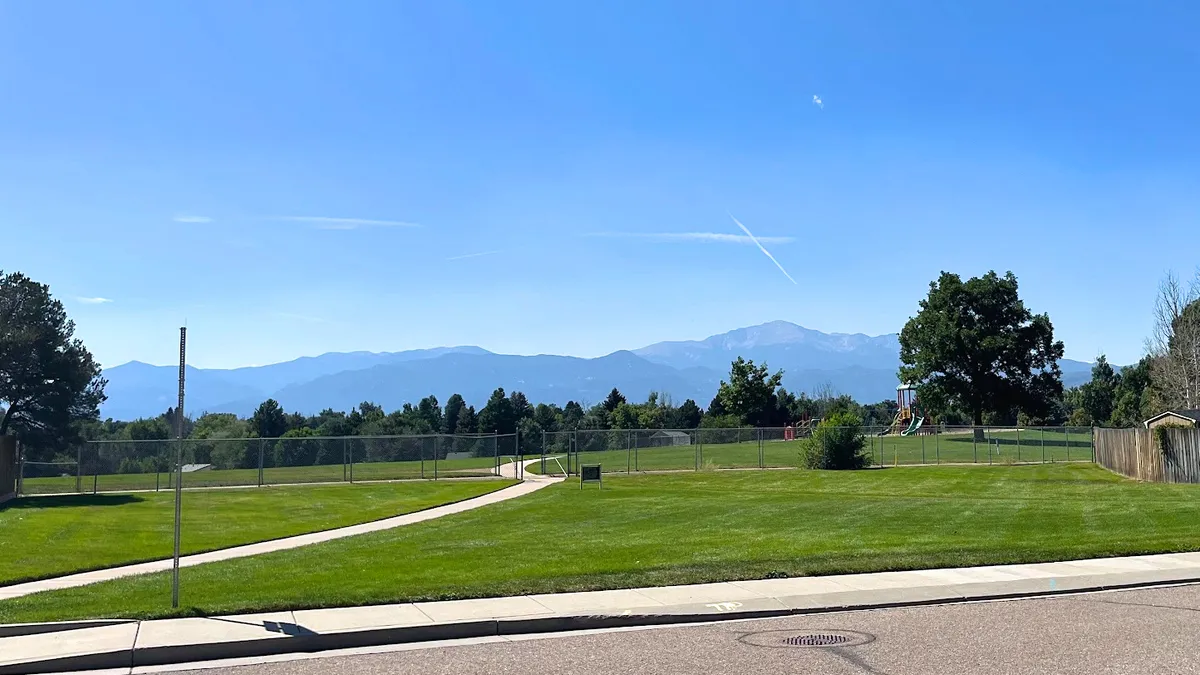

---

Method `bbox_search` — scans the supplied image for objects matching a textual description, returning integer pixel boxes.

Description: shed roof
[1144,410,1200,427]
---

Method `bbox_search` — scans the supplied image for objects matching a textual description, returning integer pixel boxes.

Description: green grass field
[4,462,1194,624]
[530,429,1095,474]
[21,455,510,495]
[0,479,516,587]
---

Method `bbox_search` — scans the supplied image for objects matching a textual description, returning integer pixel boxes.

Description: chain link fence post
[758,428,764,469]
[1016,427,1022,463]
[822,423,828,465]
[1066,427,1071,462]
[935,424,940,464]
[76,444,82,493]
[258,439,265,487]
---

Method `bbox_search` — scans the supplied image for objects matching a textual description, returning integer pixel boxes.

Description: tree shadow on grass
[1,494,144,510]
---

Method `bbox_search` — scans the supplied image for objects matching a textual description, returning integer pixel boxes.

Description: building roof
[1144,410,1200,427]
[651,430,691,438]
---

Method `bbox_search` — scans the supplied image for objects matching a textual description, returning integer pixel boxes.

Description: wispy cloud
[76,296,113,304]
[728,214,798,285]
[812,94,824,110]
[173,214,212,223]
[585,232,795,245]
[446,250,503,261]
[269,216,421,230]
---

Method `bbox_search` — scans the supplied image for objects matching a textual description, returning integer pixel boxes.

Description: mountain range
[98,320,1099,421]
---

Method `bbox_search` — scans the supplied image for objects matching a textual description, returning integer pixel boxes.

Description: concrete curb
[0,620,134,639]
[7,573,1200,675]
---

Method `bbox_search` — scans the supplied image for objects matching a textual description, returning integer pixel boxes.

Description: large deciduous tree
[715,357,783,427]
[899,271,1064,428]
[0,271,106,444]
[1149,270,1200,411]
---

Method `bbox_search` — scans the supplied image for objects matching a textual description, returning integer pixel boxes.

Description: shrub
[1153,424,1190,457]
[800,412,871,470]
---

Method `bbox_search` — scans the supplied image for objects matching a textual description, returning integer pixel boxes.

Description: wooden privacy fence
[1095,427,1200,483]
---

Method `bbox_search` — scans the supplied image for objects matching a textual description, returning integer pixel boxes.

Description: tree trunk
[0,405,14,436]
[973,407,985,442]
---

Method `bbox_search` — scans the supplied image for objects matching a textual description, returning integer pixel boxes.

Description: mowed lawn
[4,463,1197,623]
[531,429,1094,474]
[22,456,508,495]
[0,479,516,586]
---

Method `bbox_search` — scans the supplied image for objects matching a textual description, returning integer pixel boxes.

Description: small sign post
[580,464,602,490]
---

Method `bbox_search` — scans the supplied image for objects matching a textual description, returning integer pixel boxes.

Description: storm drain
[784,634,854,647]
[739,629,875,649]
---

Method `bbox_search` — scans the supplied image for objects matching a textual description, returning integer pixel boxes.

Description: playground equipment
[890,383,926,436]
[784,416,819,441]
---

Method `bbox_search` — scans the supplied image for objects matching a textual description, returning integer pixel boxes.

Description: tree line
[77,359,902,448]
[4,266,1199,472]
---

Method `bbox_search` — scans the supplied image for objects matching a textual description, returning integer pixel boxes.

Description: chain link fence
[15,426,1098,493]
[535,426,1095,475]
[17,433,516,496]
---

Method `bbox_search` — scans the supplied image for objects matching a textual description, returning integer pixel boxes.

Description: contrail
[728,214,798,285]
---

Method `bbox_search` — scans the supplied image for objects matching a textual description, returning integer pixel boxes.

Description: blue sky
[3,0,1197,369]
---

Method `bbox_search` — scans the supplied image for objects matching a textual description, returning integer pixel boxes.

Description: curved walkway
[0,459,561,601]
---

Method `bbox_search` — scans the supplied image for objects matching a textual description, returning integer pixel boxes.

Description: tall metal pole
[171,327,187,609]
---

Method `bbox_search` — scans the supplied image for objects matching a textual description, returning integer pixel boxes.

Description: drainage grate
[739,629,875,649]
[784,634,854,647]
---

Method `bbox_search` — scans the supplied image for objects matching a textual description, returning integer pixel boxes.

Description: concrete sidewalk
[6,550,1200,674]
[0,460,560,602]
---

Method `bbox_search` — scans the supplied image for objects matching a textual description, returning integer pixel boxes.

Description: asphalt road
[167,584,1200,675]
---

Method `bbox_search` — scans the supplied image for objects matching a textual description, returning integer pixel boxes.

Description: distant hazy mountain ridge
[98,321,1097,420]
